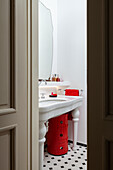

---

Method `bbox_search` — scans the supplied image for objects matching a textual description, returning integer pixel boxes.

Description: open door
[0,0,28,169]
[88,0,113,169]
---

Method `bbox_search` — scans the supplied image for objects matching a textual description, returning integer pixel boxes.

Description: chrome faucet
[38,79,47,85]
[43,80,47,85]
[40,93,46,99]
[80,89,84,96]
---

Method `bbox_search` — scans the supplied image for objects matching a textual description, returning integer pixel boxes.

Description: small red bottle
[56,74,60,82]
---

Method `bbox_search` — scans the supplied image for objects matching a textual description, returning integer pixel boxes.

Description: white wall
[39,0,58,74]
[57,0,87,144]
[39,0,87,144]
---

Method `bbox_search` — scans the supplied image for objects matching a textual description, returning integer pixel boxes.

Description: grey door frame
[28,0,39,170]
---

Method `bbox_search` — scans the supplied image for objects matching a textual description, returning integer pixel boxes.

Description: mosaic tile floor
[43,143,87,170]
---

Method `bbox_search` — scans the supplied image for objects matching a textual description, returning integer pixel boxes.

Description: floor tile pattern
[43,143,87,170]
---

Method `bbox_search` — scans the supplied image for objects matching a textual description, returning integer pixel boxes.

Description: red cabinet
[47,114,68,155]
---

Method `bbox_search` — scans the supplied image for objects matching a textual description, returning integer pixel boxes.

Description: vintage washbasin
[39,98,67,105]
[39,95,83,170]
[39,95,83,121]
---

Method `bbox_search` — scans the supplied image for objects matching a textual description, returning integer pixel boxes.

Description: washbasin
[39,98,67,106]
[39,96,83,121]
[39,95,83,170]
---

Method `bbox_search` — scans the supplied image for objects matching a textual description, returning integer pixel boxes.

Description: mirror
[39,1,53,80]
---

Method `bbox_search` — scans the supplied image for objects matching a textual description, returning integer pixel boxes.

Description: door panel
[106,0,113,115]
[0,0,10,108]
[0,131,11,170]
[0,0,15,112]
[88,0,113,169]
[110,142,113,169]
[102,139,113,170]
[0,0,28,170]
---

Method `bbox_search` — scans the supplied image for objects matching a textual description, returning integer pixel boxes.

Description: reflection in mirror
[39,1,53,80]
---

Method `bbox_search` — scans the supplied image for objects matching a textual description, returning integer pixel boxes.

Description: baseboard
[45,140,87,149]
[68,140,87,147]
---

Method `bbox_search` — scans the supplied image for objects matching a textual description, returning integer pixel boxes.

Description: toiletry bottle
[54,74,57,81]
[48,77,51,81]
[52,74,55,81]
[56,74,60,82]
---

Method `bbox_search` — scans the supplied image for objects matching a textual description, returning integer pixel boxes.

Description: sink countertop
[39,95,83,114]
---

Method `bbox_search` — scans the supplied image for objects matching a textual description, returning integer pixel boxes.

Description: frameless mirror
[39,1,53,80]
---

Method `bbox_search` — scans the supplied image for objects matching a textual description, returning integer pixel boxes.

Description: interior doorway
[31,0,113,169]
[38,0,87,169]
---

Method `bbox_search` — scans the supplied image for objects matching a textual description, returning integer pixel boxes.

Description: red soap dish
[49,92,57,97]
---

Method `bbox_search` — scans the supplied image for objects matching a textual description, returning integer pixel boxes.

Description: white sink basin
[39,98,67,105]
[39,95,83,121]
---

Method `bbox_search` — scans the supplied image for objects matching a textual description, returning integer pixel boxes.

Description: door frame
[29,0,92,170]
[28,0,39,170]
[30,0,88,170]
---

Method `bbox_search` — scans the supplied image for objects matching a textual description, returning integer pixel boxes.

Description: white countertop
[39,95,83,121]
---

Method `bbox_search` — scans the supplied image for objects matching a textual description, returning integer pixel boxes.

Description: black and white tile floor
[43,143,87,170]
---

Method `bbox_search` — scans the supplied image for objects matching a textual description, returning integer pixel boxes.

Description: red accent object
[65,89,79,96]
[65,89,79,120]
[56,77,60,82]
[47,114,68,155]
[51,92,57,96]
